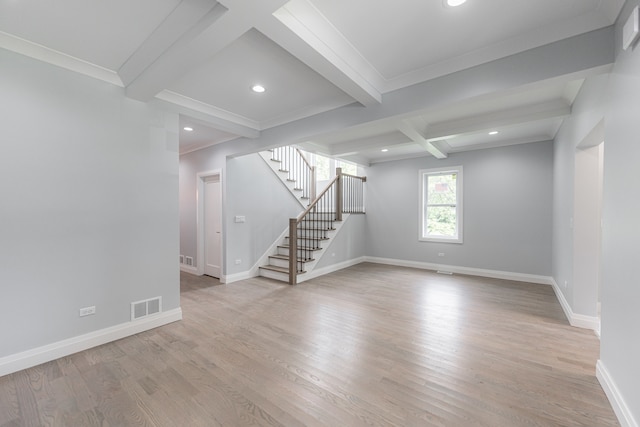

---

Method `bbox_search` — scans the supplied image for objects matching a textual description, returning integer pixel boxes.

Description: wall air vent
[131,296,162,321]
[185,256,193,266]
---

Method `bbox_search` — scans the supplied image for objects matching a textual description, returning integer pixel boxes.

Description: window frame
[418,166,463,244]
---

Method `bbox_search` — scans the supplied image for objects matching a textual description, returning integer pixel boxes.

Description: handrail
[296,148,313,170]
[296,174,339,221]
[288,167,366,285]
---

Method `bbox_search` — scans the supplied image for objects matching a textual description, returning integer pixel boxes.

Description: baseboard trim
[0,308,182,377]
[179,264,199,274]
[597,360,638,427]
[299,256,367,283]
[550,279,600,331]
[222,271,256,284]
[363,257,553,285]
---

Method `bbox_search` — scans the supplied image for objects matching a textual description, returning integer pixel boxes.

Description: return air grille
[131,296,162,321]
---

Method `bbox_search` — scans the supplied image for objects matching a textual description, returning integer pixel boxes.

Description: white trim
[419,166,463,244]
[196,169,224,278]
[298,256,367,283]
[0,308,182,377]
[179,264,199,274]
[550,279,601,331]
[597,360,639,427]
[364,256,553,285]
[222,271,256,284]
[0,30,123,87]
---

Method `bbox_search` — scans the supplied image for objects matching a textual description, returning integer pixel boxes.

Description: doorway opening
[573,120,604,335]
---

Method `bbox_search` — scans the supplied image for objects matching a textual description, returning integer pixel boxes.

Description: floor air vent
[131,296,162,321]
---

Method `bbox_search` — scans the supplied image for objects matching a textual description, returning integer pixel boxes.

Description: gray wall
[366,142,553,275]
[600,0,640,422]
[225,154,302,274]
[179,149,302,276]
[0,49,180,357]
[314,213,367,270]
[179,144,228,264]
[552,1,640,421]
[552,74,608,315]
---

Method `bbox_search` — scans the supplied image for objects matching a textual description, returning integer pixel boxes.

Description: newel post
[310,165,316,202]
[288,218,298,285]
[336,167,343,221]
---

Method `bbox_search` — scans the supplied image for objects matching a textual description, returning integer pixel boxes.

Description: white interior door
[204,175,221,278]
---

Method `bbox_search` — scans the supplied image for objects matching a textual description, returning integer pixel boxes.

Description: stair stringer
[249,225,290,279]
[258,151,308,209]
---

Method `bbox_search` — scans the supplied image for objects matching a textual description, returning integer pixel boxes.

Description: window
[337,160,358,176]
[419,166,463,243]
[314,155,331,181]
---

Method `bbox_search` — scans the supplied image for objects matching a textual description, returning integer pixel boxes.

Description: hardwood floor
[0,263,618,426]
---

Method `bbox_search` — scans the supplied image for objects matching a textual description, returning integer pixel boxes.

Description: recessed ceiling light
[445,0,467,6]
[183,126,194,132]
[381,149,389,152]
[251,84,266,93]
[489,131,499,135]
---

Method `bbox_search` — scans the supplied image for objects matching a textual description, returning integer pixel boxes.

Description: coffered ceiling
[0,0,625,164]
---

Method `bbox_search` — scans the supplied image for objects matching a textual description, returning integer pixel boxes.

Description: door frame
[196,169,225,281]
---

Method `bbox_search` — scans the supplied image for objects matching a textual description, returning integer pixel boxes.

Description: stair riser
[259,268,289,282]
[296,230,330,239]
[284,237,325,247]
[300,220,336,229]
[269,257,290,269]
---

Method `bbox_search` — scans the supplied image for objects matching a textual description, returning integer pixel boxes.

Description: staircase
[258,147,315,208]
[258,213,347,282]
[257,147,366,284]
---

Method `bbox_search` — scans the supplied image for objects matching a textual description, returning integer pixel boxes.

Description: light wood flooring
[0,263,619,426]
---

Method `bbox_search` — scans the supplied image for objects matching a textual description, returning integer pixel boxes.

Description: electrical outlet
[564,280,568,289]
[79,306,96,317]
[438,253,445,257]
[235,259,241,265]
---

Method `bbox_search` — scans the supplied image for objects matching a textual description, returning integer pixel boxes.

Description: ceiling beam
[328,132,410,156]
[424,100,571,141]
[397,118,448,159]
[265,0,382,106]
[118,0,222,87]
[152,93,260,139]
[124,0,290,102]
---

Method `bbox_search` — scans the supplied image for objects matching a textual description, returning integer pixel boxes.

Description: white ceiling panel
[167,28,354,128]
[309,0,617,85]
[0,0,180,70]
[0,0,623,158]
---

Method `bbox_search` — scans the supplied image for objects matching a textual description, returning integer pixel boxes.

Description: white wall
[365,142,553,276]
[0,49,180,363]
[598,1,640,424]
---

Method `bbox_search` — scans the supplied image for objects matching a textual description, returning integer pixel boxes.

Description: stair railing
[288,168,366,285]
[271,146,316,203]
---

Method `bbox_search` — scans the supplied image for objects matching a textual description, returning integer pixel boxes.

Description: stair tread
[259,265,306,274]
[299,227,335,231]
[288,236,329,241]
[269,254,315,262]
[279,244,321,251]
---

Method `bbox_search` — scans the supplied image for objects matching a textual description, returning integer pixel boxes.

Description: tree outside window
[419,166,463,243]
